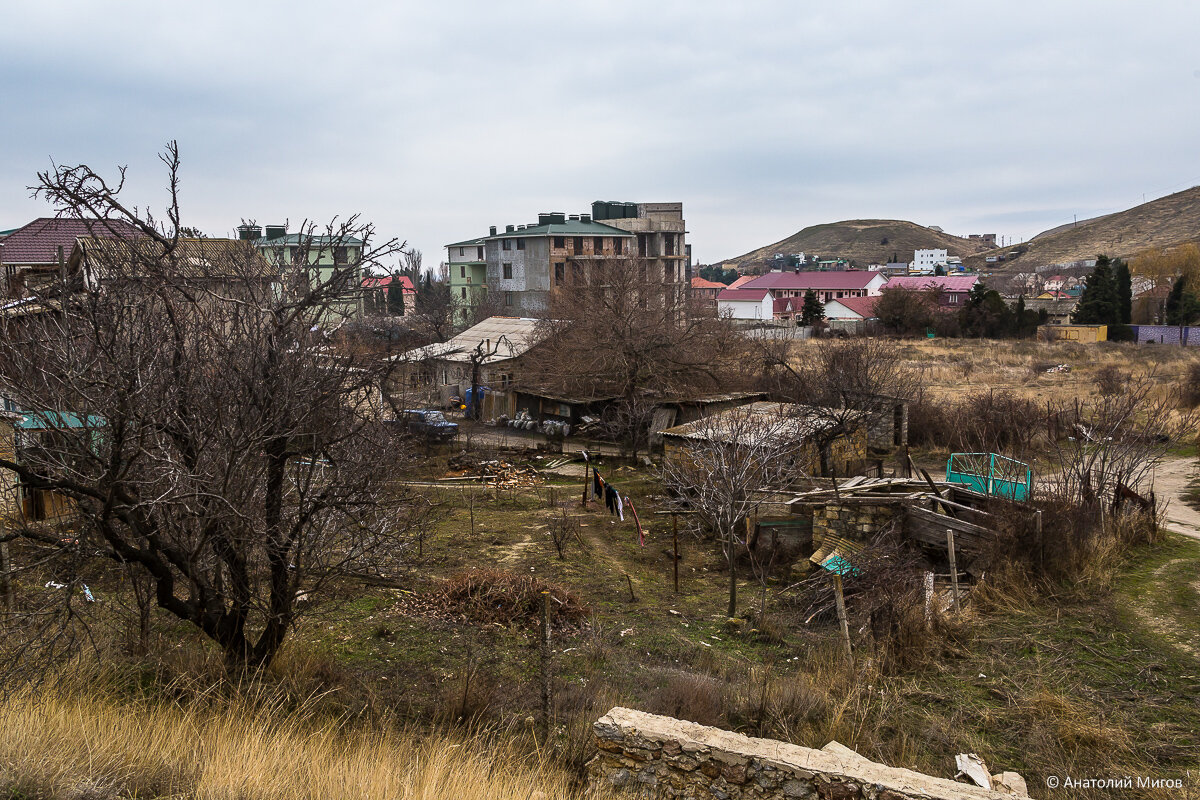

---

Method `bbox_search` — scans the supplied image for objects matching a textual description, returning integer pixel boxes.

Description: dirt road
[1152,457,1200,539]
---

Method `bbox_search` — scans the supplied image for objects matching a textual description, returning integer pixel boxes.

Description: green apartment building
[240,224,364,325]
[446,236,488,326]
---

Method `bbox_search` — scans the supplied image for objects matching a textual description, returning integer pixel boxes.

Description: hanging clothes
[625,496,645,546]
[616,492,625,521]
[605,485,619,514]
[593,470,604,501]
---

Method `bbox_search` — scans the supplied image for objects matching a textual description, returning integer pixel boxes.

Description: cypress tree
[387,271,405,316]
[801,289,824,325]
[1113,258,1132,324]
[1072,256,1118,325]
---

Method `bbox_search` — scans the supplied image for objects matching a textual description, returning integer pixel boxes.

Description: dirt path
[1152,457,1200,539]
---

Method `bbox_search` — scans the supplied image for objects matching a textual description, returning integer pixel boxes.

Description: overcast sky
[2,1,1198,266]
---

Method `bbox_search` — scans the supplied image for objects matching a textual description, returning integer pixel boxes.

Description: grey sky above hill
[2,0,1198,267]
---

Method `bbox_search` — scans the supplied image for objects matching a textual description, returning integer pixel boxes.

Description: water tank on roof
[538,213,553,226]
[237,224,262,241]
[550,212,566,224]
[264,225,287,240]
[591,201,607,220]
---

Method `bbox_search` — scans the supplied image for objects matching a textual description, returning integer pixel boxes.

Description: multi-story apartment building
[445,236,488,325]
[445,202,688,315]
[242,224,364,323]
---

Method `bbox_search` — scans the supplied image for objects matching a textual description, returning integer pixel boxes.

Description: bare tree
[1043,374,1194,507]
[757,338,915,474]
[527,256,752,457]
[0,143,429,677]
[659,405,806,617]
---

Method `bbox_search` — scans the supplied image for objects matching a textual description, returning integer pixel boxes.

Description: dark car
[393,409,459,442]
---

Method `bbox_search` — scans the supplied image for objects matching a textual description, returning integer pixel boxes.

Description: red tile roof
[884,275,979,292]
[727,275,756,289]
[827,295,879,319]
[0,218,142,265]
[690,277,727,290]
[742,270,883,291]
[717,288,770,301]
[362,274,416,292]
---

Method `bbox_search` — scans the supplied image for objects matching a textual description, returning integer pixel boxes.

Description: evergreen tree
[800,289,825,326]
[1166,274,1200,326]
[1072,256,1119,324]
[1113,258,1132,324]
[386,271,405,315]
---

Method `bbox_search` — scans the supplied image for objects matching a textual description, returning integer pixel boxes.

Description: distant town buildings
[911,249,948,274]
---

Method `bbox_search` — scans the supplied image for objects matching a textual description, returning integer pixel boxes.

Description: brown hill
[721,219,990,272]
[965,185,1200,270]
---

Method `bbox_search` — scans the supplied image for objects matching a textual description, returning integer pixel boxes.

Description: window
[333,246,348,264]
[553,236,565,249]
[554,262,565,284]
[460,265,466,278]
[477,246,484,260]
[614,238,623,255]
[516,238,525,250]
[638,235,647,257]
[502,262,513,279]
[665,235,675,256]
[458,247,465,257]
[502,239,512,251]
[460,287,466,298]
[572,237,583,253]
[836,292,844,298]
[593,237,603,252]
[504,291,513,306]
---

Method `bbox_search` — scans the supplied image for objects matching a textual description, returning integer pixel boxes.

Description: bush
[1108,323,1135,342]
[1181,363,1200,408]
[430,570,589,628]
[1094,365,1128,396]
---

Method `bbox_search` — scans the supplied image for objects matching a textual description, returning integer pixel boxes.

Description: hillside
[721,219,991,272]
[966,185,1200,270]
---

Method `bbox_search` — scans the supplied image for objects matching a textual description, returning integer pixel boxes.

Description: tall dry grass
[0,687,606,800]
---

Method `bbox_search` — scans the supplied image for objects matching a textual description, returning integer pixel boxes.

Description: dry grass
[0,687,605,800]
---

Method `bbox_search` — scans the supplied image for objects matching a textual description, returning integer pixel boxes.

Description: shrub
[1093,365,1127,396]
[430,570,589,628]
[1181,363,1200,408]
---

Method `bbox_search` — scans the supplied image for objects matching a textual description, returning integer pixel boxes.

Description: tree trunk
[726,535,737,618]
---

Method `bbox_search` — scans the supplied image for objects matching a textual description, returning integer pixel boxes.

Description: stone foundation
[811,502,899,544]
[587,707,1024,800]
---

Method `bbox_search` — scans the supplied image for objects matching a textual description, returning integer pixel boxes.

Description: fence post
[672,513,680,594]
[946,528,960,613]
[539,590,552,741]
[0,538,12,617]
[833,573,853,666]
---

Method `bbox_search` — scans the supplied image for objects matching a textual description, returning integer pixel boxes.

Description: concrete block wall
[588,707,1023,799]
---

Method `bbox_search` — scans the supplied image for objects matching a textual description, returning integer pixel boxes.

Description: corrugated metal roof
[489,220,633,239]
[253,234,363,247]
[825,295,879,319]
[445,236,488,248]
[885,276,979,292]
[401,316,542,364]
[742,271,884,291]
[660,401,860,447]
[74,237,278,280]
[717,288,770,301]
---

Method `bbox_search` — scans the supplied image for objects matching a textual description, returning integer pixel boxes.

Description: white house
[716,287,774,319]
[911,249,948,274]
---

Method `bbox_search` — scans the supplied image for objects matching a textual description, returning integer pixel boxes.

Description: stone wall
[810,502,899,545]
[588,707,1025,799]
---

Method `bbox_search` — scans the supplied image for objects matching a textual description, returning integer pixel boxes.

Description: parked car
[392,409,459,442]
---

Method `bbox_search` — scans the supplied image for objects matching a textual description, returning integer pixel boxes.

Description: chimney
[580,213,591,223]
[506,225,515,233]
[794,267,800,275]
[489,226,497,236]
[569,214,580,221]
